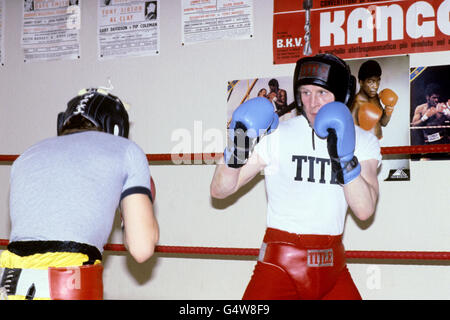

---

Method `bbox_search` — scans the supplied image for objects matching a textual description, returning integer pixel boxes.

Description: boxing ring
[1,144,450,263]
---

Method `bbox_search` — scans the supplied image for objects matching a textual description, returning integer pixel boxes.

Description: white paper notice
[182,0,253,45]
[98,0,160,59]
[22,0,81,62]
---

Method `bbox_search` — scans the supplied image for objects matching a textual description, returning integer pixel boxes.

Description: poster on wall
[227,56,411,182]
[273,0,450,64]
[227,76,297,125]
[22,0,81,62]
[347,56,411,181]
[98,0,160,60]
[182,0,254,45]
[0,0,4,65]
[410,64,450,161]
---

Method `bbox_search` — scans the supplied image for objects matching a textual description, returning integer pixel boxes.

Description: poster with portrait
[347,56,411,181]
[409,64,450,161]
[227,76,297,126]
[98,0,160,59]
[22,0,81,62]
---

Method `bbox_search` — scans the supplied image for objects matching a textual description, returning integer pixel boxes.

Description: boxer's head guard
[293,54,356,111]
[57,88,129,138]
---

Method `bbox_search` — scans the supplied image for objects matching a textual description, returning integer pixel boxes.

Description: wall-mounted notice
[182,0,254,45]
[22,0,81,62]
[98,0,160,59]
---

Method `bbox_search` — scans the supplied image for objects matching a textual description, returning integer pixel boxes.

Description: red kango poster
[273,0,450,64]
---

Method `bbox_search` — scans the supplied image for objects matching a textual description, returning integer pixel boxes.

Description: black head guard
[293,54,356,111]
[57,88,129,138]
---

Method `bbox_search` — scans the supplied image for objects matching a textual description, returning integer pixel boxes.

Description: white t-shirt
[254,115,381,235]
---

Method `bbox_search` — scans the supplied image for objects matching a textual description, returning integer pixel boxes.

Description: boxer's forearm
[343,159,379,221]
[210,152,266,199]
[210,160,241,199]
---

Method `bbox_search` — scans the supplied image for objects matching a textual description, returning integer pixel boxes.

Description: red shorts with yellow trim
[0,241,103,300]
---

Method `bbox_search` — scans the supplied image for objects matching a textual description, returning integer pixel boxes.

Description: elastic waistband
[7,241,102,265]
[263,228,343,248]
[0,264,103,300]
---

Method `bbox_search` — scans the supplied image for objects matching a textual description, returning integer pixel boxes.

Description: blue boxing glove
[314,101,361,184]
[225,97,279,168]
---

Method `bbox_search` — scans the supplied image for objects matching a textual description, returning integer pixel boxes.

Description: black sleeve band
[121,186,153,203]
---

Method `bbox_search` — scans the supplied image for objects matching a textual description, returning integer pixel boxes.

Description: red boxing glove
[150,176,156,203]
[358,102,382,131]
[379,88,398,116]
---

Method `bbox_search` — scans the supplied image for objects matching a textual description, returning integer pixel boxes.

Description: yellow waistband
[0,250,101,269]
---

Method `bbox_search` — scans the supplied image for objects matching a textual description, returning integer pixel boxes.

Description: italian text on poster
[182,0,254,45]
[273,0,450,64]
[98,0,160,59]
[22,0,81,62]
[0,0,4,65]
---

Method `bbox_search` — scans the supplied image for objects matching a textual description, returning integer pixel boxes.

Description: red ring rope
[1,145,449,262]
[0,144,449,163]
[109,244,450,260]
[0,239,448,261]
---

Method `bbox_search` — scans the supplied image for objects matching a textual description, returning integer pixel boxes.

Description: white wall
[0,1,449,300]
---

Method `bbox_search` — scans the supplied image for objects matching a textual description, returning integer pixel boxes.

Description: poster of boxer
[227,55,411,182]
[227,76,297,125]
[347,55,411,181]
[409,64,450,161]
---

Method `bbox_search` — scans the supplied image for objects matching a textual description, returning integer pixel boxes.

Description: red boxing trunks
[1,241,103,300]
[242,228,361,300]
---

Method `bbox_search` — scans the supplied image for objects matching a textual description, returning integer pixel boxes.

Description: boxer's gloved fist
[225,97,279,168]
[443,102,450,116]
[358,102,382,131]
[268,92,277,101]
[379,88,398,107]
[314,102,361,185]
[379,88,398,116]
[425,107,437,118]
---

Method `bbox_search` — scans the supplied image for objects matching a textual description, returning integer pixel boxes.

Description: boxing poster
[227,76,297,126]
[227,56,411,181]
[181,0,254,45]
[409,64,450,161]
[347,56,411,181]
[98,0,160,59]
[273,0,450,64]
[22,0,81,62]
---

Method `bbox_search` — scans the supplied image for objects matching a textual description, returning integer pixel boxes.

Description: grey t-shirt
[9,131,151,253]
